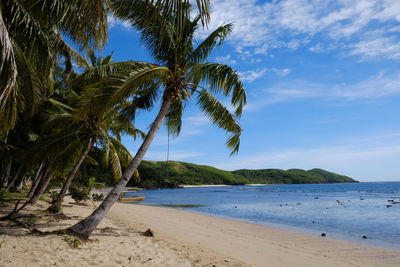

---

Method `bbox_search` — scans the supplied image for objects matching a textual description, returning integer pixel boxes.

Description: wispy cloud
[246,71,400,111]
[238,67,291,83]
[108,15,131,30]
[216,54,237,65]
[186,115,209,126]
[212,131,400,181]
[202,0,400,60]
[272,68,291,77]
[348,36,400,60]
[238,68,268,82]
[145,150,204,161]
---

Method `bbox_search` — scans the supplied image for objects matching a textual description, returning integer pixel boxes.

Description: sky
[102,0,400,182]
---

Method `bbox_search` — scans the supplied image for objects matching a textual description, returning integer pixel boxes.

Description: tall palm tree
[68,2,246,238]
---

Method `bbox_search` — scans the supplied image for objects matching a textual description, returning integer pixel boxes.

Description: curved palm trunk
[28,163,55,204]
[0,160,12,189]
[27,161,45,199]
[49,137,94,211]
[68,95,171,238]
[11,170,27,192]
[4,166,23,192]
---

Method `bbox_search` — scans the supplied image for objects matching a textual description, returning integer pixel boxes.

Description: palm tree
[46,102,143,211]
[0,0,109,134]
[47,52,144,212]
[68,2,246,238]
[0,0,211,135]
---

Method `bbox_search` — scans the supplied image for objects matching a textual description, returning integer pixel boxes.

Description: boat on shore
[118,192,145,202]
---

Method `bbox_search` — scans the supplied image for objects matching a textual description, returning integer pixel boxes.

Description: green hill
[233,168,356,184]
[128,161,357,189]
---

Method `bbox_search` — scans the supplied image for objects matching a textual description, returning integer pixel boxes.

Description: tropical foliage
[132,161,356,188]
[0,0,244,239]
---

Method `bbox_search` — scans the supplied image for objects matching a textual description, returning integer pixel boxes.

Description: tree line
[0,0,246,238]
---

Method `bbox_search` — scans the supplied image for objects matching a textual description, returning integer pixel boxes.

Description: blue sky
[103,0,400,182]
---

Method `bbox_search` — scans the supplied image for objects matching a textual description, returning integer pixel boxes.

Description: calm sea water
[132,182,400,249]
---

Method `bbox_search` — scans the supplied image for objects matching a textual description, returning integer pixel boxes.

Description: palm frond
[37,0,109,49]
[52,30,90,71]
[165,97,185,136]
[78,63,170,117]
[189,23,233,64]
[190,63,246,117]
[71,61,157,88]
[84,155,99,166]
[196,89,242,155]
[0,10,17,111]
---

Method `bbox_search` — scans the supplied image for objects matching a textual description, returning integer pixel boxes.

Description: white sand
[1,199,400,267]
[109,203,400,267]
[181,184,232,188]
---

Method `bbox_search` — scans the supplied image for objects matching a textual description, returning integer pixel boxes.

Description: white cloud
[108,15,131,29]
[349,36,400,60]
[216,54,237,65]
[272,68,291,77]
[145,150,204,161]
[212,131,400,181]
[237,67,291,83]
[202,0,400,60]
[309,43,325,53]
[246,71,400,111]
[238,68,268,82]
[186,115,209,126]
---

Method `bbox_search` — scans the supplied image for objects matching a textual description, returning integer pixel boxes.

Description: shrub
[48,201,62,213]
[63,236,81,248]
[69,186,90,203]
[91,193,104,202]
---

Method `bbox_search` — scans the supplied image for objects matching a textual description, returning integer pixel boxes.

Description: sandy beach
[1,199,400,267]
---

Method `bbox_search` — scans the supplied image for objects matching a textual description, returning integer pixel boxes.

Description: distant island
[123,161,357,189]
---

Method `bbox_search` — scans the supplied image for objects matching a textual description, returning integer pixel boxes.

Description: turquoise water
[133,182,400,249]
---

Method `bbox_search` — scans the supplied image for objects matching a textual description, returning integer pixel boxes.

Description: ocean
[133,182,400,249]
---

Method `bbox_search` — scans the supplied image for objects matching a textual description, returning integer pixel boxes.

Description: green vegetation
[91,193,104,202]
[0,191,26,201]
[63,236,82,248]
[125,161,357,188]
[0,0,214,239]
[134,161,248,188]
[233,168,356,184]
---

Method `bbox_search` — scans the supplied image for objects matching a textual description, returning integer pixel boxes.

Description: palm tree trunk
[49,137,94,211]
[0,160,12,189]
[28,163,55,204]
[27,161,45,199]
[68,95,171,238]
[11,170,27,192]
[4,165,23,192]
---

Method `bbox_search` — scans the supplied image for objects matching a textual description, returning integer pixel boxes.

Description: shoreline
[181,183,268,188]
[2,199,400,266]
[110,202,400,267]
[155,205,399,251]
[181,184,233,188]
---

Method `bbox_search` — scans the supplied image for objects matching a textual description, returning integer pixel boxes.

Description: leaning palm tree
[68,2,246,238]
